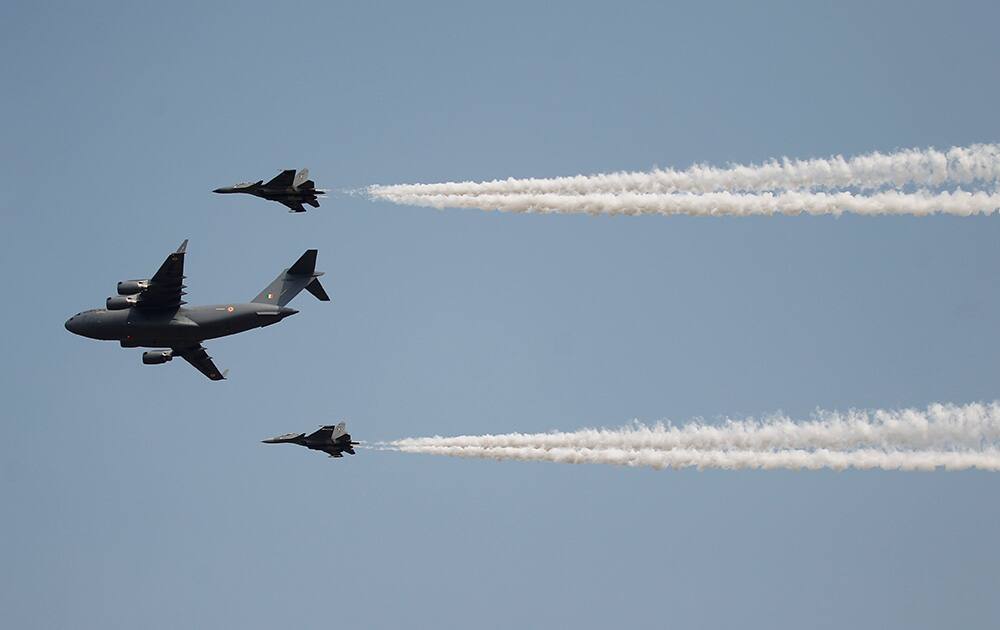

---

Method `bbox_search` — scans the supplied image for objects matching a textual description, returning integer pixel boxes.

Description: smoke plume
[371,144,1000,197]
[379,402,1000,472]
[369,144,1000,217]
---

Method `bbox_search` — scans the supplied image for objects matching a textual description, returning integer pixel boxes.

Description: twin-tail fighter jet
[263,422,359,458]
[64,240,330,380]
[213,168,324,213]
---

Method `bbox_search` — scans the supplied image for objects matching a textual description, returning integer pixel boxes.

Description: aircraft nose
[212,187,226,193]
[64,316,79,334]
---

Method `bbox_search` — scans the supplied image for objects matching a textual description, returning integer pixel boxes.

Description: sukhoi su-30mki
[263,423,359,458]
[64,240,330,380]
[213,168,324,213]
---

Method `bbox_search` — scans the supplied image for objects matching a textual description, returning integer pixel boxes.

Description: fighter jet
[213,168,324,213]
[263,422,359,458]
[64,240,330,380]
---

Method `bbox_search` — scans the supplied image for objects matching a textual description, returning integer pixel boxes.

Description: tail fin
[332,422,355,454]
[293,168,310,189]
[252,249,331,306]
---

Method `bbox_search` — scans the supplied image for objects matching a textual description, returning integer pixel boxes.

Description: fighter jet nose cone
[212,188,225,193]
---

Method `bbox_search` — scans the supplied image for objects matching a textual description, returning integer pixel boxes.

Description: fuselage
[214,184,320,203]
[64,302,297,348]
[262,432,357,456]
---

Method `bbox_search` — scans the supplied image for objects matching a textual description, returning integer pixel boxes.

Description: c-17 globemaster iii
[213,168,324,213]
[263,422,359,458]
[64,240,330,380]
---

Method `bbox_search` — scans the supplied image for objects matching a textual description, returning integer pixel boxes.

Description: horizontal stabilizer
[305,278,330,301]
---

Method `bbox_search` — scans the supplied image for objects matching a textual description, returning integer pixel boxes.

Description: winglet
[221,369,229,380]
[176,239,189,254]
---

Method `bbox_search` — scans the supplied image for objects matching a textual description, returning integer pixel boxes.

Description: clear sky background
[2,1,999,628]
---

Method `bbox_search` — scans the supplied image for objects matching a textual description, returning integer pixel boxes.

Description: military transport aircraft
[213,168,324,213]
[64,240,330,380]
[262,422,359,458]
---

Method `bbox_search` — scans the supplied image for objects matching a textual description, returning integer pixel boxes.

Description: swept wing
[265,169,296,189]
[173,344,227,381]
[135,240,188,310]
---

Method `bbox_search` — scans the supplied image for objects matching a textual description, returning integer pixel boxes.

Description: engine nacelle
[117,279,150,295]
[106,295,139,310]
[142,350,173,365]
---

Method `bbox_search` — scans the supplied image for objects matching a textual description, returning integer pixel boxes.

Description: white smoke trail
[392,402,1000,452]
[382,402,1000,472]
[388,444,1000,471]
[371,189,1000,217]
[369,144,1000,197]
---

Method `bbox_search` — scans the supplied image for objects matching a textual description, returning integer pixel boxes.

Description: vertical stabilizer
[253,250,330,306]
[293,168,310,189]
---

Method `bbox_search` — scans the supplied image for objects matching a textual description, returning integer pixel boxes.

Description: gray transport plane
[263,422,359,458]
[213,168,324,213]
[64,240,330,380]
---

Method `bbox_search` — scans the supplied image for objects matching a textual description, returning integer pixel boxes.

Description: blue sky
[2,1,999,628]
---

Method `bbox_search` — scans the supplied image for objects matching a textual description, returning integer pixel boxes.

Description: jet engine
[106,295,139,310]
[142,350,173,365]
[117,279,150,295]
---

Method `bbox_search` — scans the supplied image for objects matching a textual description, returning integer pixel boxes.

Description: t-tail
[253,249,331,306]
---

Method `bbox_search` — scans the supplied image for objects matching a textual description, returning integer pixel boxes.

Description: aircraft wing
[173,344,227,381]
[265,169,296,188]
[306,425,336,440]
[138,240,188,309]
[279,199,307,213]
